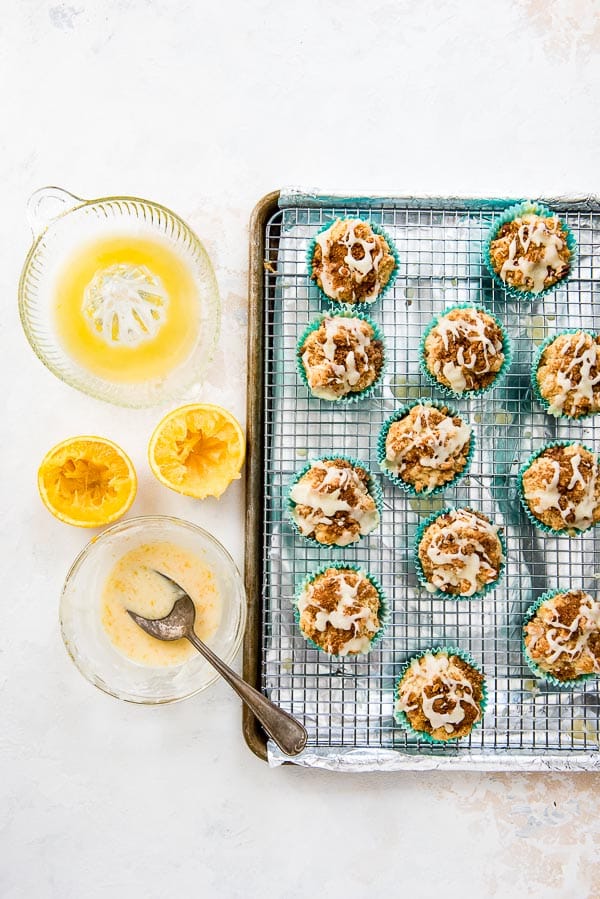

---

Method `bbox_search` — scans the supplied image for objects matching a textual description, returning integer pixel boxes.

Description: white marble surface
[2,2,600,897]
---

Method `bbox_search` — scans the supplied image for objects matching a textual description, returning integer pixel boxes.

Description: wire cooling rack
[258,195,600,768]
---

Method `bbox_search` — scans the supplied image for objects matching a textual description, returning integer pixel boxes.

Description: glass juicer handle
[27,186,86,238]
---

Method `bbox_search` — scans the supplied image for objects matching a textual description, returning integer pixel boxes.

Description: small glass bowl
[60,516,246,704]
[19,186,221,408]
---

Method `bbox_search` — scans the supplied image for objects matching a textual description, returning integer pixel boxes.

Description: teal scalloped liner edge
[287,455,383,550]
[306,217,400,306]
[377,399,475,497]
[293,561,388,658]
[296,308,386,404]
[413,506,507,600]
[522,589,600,688]
[517,439,599,537]
[392,646,488,743]
[530,329,600,420]
[482,200,578,301]
[419,303,513,399]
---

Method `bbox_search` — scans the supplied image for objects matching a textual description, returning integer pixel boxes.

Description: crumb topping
[423,307,505,393]
[522,444,600,533]
[297,567,381,656]
[290,458,379,546]
[396,652,484,740]
[311,219,396,304]
[536,331,600,419]
[489,212,571,293]
[384,404,472,493]
[418,508,504,596]
[524,590,600,681]
[300,315,383,400]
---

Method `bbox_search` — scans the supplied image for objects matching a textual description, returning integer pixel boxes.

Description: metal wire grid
[260,200,600,760]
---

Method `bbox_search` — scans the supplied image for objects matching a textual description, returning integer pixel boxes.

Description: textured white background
[2,2,600,897]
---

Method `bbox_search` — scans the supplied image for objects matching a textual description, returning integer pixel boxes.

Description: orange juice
[53,235,200,383]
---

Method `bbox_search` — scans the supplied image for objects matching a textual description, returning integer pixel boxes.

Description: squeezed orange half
[38,436,137,527]
[148,404,246,500]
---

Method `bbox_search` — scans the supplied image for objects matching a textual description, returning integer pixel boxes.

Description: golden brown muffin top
[300,315,383,399]
[536,331,600,419]
[297,567,381,656]
[423,307,505,393]
[384,404,472,493]
[521,443,600,533]
[311,219,396,304]
[418,508,504,596]
[290,458,379,547]
[489,212,570,293]
[524,590,600,681]
[397,652,484,741]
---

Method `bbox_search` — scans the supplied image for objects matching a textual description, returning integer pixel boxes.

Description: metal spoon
[127,571,307,756]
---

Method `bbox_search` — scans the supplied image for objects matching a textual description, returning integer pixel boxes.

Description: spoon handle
[186,631,307,757]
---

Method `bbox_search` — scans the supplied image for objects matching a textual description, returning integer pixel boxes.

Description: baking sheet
[257,192,600,770]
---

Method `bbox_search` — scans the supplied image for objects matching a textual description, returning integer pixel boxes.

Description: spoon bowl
[127,570,193,641]
[128,595,195,642]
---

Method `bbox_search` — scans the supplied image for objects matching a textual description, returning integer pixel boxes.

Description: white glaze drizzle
[385,406,471,477]
[499,214,567,293]
[423,509,503,596]
[302,316,374,400]
[290,461,379,546]
[315,220,385,302]
[525,448,599,530]
[430,311,503,394]
[298,571,378,656]
[396,653,482,734]
[528,593,600,671]
[542,332,600,415]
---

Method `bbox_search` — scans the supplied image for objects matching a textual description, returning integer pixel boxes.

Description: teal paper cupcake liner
[531,329,600,420]
[287,454,383,550]
[483,200,577,301]
[296,308,386,404]
[306,217,400,307]
[293,561,388,658]
[517,440,599,537]
[377,400,475,497]
[522,589,599,688]
[419,303,513,399]
[393,646,488,743]
[413,506,507,600]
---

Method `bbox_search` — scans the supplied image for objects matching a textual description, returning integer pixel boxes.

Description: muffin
[421,305,509,395]
[487,206,572,295]
[310,218,397,304]
[416,507,505,598]
[379,401,473,495]
[289,457,380,547]
[394,649,486,742]
[298,313,384,401]
[533,330,600,419]
[519,442,600,535]
[295,564,386,657]
[523,589,600,684]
